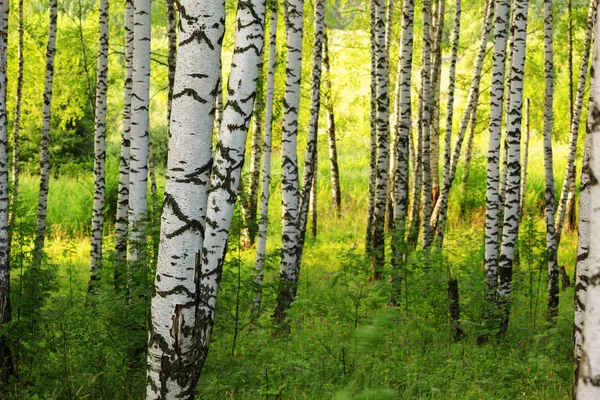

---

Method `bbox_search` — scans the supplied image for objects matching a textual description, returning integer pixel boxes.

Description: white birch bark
[296,0,324,269]
[366,1,377,253]
[89,0,109,286]
[498,0,529,335]
[127,0,152,262]
[0,0,13,380]
[430,0,444,206]
[556,0,597,244]
[33,0,58,260]
[576,22,600,396]
[390,0,414,304]
[196,0,266,375]
[431,0,493,236]
[433,0,461,246]
[253,0,278,316]
[274,0,304,324]
[519,98,530,215]
[166,0,177,135]
[481,0,509,309]
[146,0,225,396]
[371,0,390,275]
[542,0,559,321]
[574,65,594,397]
[115,0,134,263]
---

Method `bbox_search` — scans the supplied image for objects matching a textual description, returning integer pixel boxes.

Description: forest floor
[10,139,579,399]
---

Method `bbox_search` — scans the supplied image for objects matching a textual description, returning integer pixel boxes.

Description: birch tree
[33,0,58,260]
[274,0,305,324]
[390,0,414,304]
[519,98,530,215]
[89,0,109,287]
[115,0,134,263]
[555,0,597,243]
[0,0,12,381]
[498,0,529,335]
[253,0,278,317]
[576,25,600,396]
[128,0,152,262]
[146,0,226,395]
[542,0,559,321]
[166,0,176,134]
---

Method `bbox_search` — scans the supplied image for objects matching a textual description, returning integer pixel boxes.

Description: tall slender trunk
[576,26,600,396]
[460,107,476,216]
[430,0,444,206]
[89,0,110,287]
[574,61,594,399]
[390,0,414,305]
[115,0,134,263]
[366,1,377,255]
[498,0,529,336]
[322,29,341,218]
[542,0,558,322]
[252,0,278,317]
[565,166,577,232]
[145,0,225,395]
[295,0,324,276]
[431,0,493,241]
[519,98,530,215]
[274,0,304,325]
[419,0,433,249]
[555,0,597,244]
[243,49,266,249]
[0,0,13,382]
[128,0,152,262]
[196,0,266,376]
[9,0,23,241]
[481,0,510,321]
[166,0,176,136]
[370,0,390,278]
[568,0,573,129]
[33,0,58,260]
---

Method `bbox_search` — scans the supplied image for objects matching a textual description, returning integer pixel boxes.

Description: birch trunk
[370,0,390,277]
[481,0,509,315]
[128,0,152,263]
[9,0,23,239]
[89,0,109,287]
[33,0,58,260]
[115,0,134,263]
[274,0,304,325]
[430,0,444,206]
[253,0,278,317]
[145,0,225,395]
[565,166,577,232]
[323,28,341,218]
[576,24,600,396]
[296,0,323,276]
[431,0,493,240]
[574,64,594,398]
[0,0,13,381]
[519,98,530,215]
[366,0,377,255]
[498,0,529,335]
[542,0,559,321]
[556,0,597,244]
[390,0,414,305]
[166,0,176,135]
[196,0,266,375]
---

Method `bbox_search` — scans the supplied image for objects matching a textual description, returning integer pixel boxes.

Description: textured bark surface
[370,0,390,278]
[556,0,597,244]
[429,0,444,207]
[323,29,341,218]
[145,0,226,395]
[565,166,577,232]
[519,98,530,215]
[274,0,304,325]
[498,0,528,335]
[253,0,278,317]
[431,0,493,241]
[390,0,414,305]
[9,0,23,241]
[33,0,58,260]
[128,0,152,262]
[115,0,134,263]
[482,0,509,316]
[89,0,109,287]
[166,0,176,136]
[577,24,600,396]
[0,0,13,382]
[366,0,377,254]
